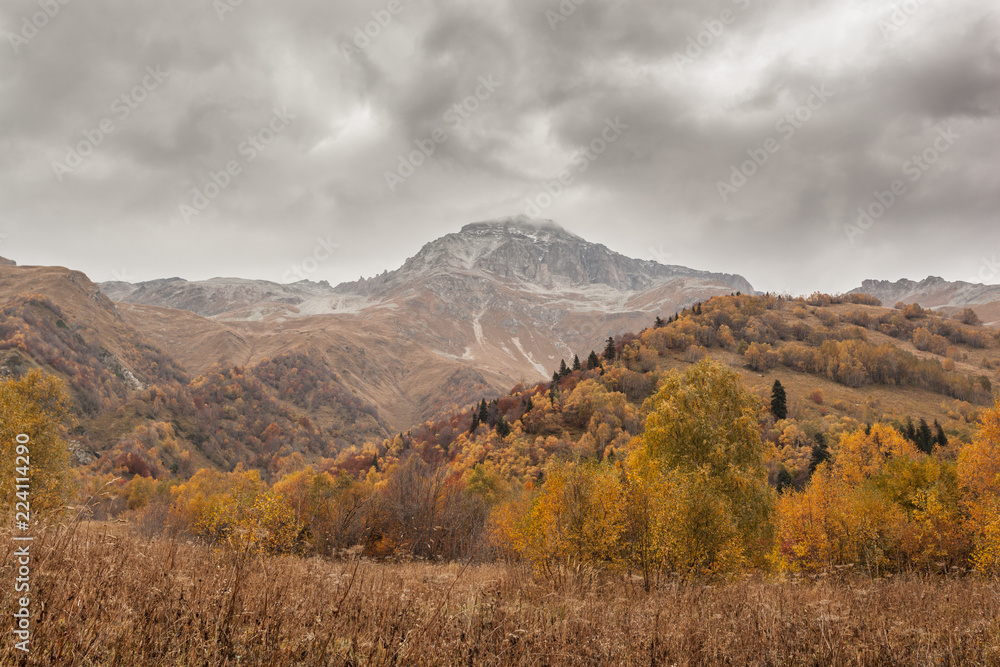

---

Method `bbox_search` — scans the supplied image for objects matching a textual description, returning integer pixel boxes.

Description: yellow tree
[647,468,748,577]
[874,455,968,570]
[632,358,775,576]
[832,424,918,486]
[272,468,372,554]
[773,470,845,571]
[494,462,624,578]
[0,370,72,514]
[778,425,897,573]
[171,468,297,553]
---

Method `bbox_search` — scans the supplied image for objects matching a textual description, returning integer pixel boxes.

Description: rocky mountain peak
[346,217,744,295]
[95,219,754,325]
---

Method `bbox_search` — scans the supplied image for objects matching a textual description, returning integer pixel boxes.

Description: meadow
[2,523,998,666]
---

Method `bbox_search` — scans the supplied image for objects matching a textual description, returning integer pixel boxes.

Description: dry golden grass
[2,524,1000,666]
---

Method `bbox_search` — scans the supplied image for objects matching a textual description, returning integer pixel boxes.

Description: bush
[745,342,778,372]
[956,308,981,326]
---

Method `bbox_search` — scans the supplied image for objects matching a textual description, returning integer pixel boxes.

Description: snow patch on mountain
[512,336,548,378]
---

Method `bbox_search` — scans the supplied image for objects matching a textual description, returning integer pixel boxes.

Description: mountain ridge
[101,218,755,318]
[850,276,1000,326]
[76,218,757,431]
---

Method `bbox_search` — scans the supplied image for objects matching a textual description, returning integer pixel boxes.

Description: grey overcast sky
[1,0,998,294]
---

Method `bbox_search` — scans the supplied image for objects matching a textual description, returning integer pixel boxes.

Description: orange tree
[958,401,1000,572]
[775,424,970,574]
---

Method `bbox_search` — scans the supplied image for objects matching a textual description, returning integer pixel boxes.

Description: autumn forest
[3,291,1000,664]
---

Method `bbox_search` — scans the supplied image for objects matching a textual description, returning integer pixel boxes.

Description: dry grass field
[2,523,999,666]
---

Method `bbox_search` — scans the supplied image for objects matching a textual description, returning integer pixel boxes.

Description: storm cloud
[1,0,998,293]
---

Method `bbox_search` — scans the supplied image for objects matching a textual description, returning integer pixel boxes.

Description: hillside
[7,266,1000,586]
[0,218,755,477]
[0,264,189,414]
[45,290,1000,582]
[345,292,999,491]
[0,264,389,473]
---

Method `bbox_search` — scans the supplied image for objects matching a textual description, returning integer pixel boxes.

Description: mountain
[100,276,338,319]
[2,218,755,470]
[850,277,1000,326]
[101,217,753,321]
[94,217,754,429]
[336,218,753,299]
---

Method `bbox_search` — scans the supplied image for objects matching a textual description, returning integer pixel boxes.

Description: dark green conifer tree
[809,433,830,474]
[770,380,788,420]
[776,468,793,493]
[587,351,601,370]
[603,336,617,362]
[934,420,948,449]
[917,418,934,454]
